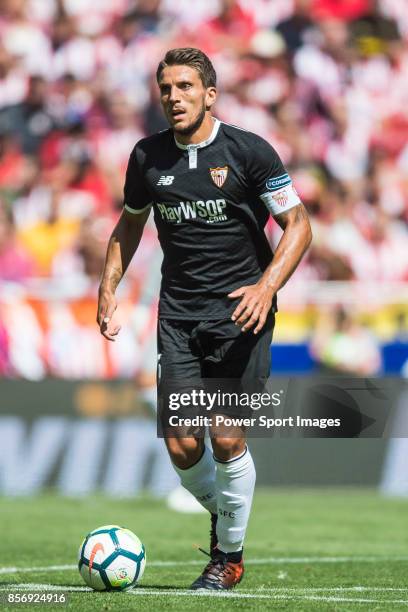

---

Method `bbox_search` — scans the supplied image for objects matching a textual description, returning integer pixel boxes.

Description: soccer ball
[78,524,146,591]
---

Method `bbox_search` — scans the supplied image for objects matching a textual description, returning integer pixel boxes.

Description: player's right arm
[97,142,153,342]
[97,208,150,341]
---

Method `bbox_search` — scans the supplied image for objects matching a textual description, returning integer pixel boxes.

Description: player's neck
[175,113,216,146]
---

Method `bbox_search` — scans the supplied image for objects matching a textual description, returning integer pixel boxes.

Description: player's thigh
[204,313,275,379]
[157,319,203,457]
[157,318,202,380]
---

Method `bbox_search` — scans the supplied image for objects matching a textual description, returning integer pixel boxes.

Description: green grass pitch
[0,489,407,611]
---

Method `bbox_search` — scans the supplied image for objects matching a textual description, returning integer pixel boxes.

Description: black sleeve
[246,135,301,216]
[123,143,153,214]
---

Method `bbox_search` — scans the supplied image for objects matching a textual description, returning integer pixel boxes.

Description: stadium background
[0,0,407,497]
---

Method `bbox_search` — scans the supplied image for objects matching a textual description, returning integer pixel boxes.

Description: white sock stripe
[172,446,206,472]
[213,445,248,464]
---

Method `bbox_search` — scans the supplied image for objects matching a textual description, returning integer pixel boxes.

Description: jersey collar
[173,118,220,150]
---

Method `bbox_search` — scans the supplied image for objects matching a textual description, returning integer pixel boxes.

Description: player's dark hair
[156,48,217,88]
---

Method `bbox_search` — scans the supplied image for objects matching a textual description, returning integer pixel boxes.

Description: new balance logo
[157,176,174,186]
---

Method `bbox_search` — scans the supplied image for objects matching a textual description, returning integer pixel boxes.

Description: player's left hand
[228,281,274,334]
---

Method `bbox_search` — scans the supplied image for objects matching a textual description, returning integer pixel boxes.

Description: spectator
[311,305,382,375]
[0,199,34,281]
[0,75,55,154]
[17,187,79,276]
[277,0,315,53]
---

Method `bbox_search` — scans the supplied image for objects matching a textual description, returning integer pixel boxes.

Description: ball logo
[89,542,104,575]
[210,166,228,188]
[116,568,128,579]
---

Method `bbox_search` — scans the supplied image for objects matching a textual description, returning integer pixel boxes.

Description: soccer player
[97,47,312,590]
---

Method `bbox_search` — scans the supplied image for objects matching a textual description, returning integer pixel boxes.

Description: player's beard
[172,102,206,136]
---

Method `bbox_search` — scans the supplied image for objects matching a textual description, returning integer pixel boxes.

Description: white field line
[0,584,90,592]
[1,555,408,575]
[1,584,408,594]
[1,584,408,604]
[128,591,408,604]
[276,595,408,605]
[0,565,76,575]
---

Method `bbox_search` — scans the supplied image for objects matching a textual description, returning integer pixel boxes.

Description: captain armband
[259,174,301,216]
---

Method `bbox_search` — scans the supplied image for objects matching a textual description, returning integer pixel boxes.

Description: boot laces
[196,547,233,580]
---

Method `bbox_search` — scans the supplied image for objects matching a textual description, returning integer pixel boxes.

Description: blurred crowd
[0,0,407,378]
[0,0,407,288]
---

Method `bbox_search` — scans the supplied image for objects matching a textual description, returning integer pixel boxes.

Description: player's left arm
[228,135,312,333]
[229,202,312,333]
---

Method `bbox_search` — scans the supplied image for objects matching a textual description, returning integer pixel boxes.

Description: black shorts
[156,315,275,434]
[157,314,274,382]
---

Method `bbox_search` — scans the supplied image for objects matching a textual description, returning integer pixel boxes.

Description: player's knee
[212,437,246,462]
[165,437,203,469]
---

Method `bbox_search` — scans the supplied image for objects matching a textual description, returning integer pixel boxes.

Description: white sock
[215,446,256,553]
[172,444,217,514]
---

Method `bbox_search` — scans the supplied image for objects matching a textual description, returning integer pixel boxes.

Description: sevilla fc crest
[210,166,228,188]
[272,189,288,207]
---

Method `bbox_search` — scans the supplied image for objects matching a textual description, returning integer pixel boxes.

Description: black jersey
[124,119,301,320]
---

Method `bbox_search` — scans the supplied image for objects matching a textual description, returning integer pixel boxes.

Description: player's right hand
[97,288,121,342]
